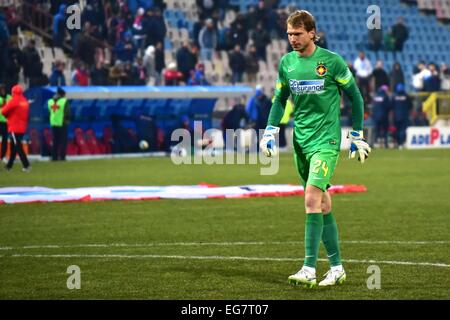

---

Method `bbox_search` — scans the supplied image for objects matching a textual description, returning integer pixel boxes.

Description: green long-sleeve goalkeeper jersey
[268,46,364,153]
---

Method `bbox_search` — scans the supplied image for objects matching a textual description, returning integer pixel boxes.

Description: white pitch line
[8,253,450,268]
[0,240,449,251]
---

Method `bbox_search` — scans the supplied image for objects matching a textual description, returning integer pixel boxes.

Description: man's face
[287,24,314,53]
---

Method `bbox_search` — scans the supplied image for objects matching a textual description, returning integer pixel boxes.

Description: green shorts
[293,148,340,192]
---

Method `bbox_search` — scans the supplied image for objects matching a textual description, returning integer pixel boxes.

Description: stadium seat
[74,128,91,155]
[28,128,40,155]
[85,128,104,154]
[66,140,78,156]
[102,127,113,154]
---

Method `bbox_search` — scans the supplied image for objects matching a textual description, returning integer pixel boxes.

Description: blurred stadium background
[0,0,449,154]
[0,0,449,300]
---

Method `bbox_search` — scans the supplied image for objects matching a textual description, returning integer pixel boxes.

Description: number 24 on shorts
[312,159,329,177]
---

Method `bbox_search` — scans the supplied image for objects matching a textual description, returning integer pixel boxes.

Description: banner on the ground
[0,185,366,204]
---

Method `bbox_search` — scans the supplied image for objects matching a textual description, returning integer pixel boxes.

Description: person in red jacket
[1,84,31,172]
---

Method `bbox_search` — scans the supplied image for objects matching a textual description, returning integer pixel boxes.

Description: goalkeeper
[260,10,371,288]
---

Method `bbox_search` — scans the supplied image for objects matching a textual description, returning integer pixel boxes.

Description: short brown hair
[286,10,318,41]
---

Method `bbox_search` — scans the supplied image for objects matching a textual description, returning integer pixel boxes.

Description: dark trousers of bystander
[52,125,68,161]
[6,133,30,169]
[0,122,7,160]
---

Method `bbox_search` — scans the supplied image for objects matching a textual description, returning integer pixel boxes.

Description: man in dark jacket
[392,83,412,149]
[229,44,246,84]
[176,41,197,82]
[372,85,391,148]
[392,17,409,52]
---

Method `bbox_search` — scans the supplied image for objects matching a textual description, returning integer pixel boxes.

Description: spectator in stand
[53,4,67,48]
[192,17,204,48]
[164,62,184,86]
[196,0,216,20]
[246,5,258,31]
[90,61,109,85]
[266,3,279,39]
[250,22,270,61]
[176,41,198,83]
[229,21,248,51]
[198,18,217,61]
[275,7,289,39]
[146,7,166,48]
[81,1,106,38]
[440,63,450,91]
[383,27,395,52]
[74,22,97,68]
[392,17,409,53]
[107,6,127,47]
[412,61,431,91]
[255,0,268,29]
[131,7,147,54]
[49,60,66,86]
[131,57,147,85]
[143,45,156,85]
[22,39,42,86]
[424,63,441,92]
[187,62,209,86]
[229,44,246,84]
[121,61,135,85]
[390,62,405,93]
[71,62,89,86]
[109,60,127,85]
[4,5,20,36]
[317,30,328,49]
[353,51,373,104]
[127,0,154,16]
[372,60,390,92]
[367,26,383,58]
[5,39,23,91]
[372,85,391,148]
[113,31,137,63]
[154,40,165,85]
[392,83,412,149]
[0,12,10,84]
[245,45,259,84]
[1,84,30,172]
[216,19,231,51]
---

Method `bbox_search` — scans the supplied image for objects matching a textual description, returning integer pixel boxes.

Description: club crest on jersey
[316,63,327,77]
[289,79,325,94]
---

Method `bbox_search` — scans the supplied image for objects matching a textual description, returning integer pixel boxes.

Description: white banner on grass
[0,185,366,204]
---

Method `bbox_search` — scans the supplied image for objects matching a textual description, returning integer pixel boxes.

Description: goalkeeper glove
[260,125,279,157]
[347,130,371,163]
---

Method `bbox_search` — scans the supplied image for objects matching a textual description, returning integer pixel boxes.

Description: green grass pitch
[0,149,449,299]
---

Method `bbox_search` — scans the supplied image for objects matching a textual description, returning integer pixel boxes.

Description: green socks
[322,212,342,267]
[304,213,323,268]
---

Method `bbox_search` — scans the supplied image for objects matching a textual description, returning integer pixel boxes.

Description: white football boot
[287,267,317,288]
[318,267,346,286]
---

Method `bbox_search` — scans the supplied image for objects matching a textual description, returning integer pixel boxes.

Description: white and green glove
[347,130,371,163]
[260,125,279,157]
